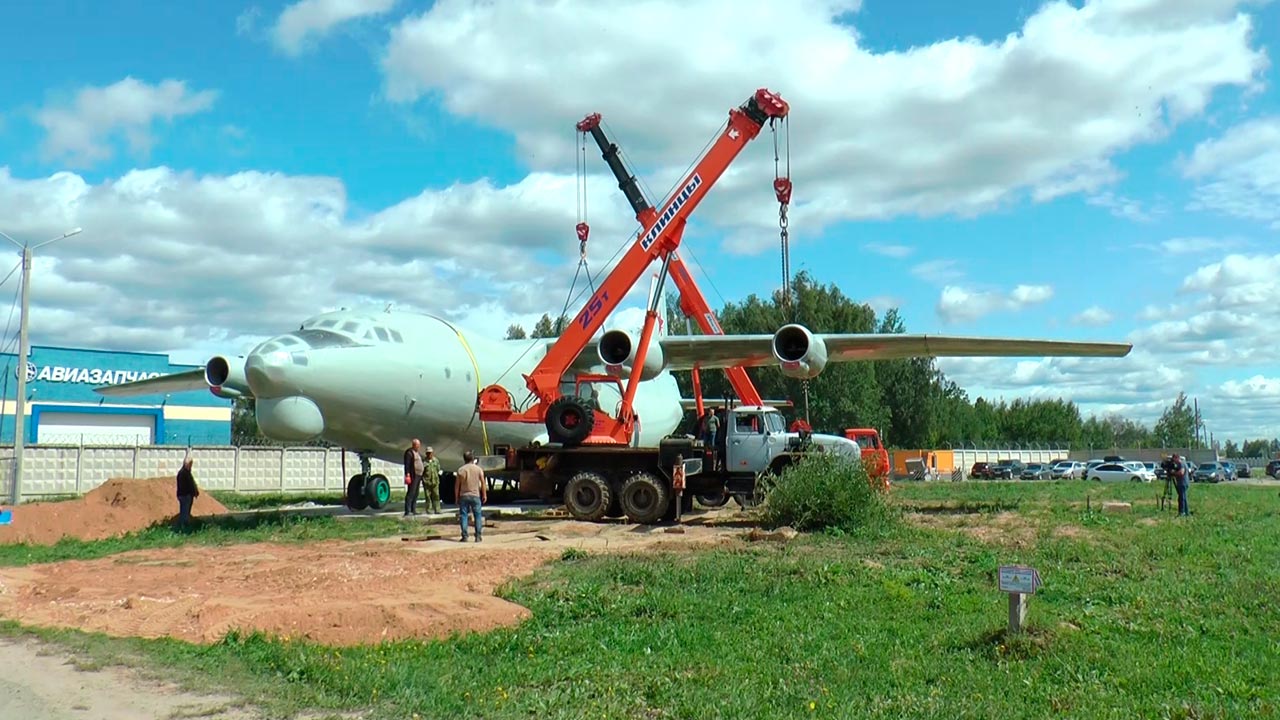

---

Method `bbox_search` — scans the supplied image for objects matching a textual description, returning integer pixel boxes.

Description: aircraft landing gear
[345,453,391,511]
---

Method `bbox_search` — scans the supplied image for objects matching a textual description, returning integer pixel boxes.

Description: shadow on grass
[902,500,1022,515]
[963,625,1056,662]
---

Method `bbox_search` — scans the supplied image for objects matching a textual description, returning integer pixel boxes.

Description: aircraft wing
[655,333,1132,371]
[93,368,212,397]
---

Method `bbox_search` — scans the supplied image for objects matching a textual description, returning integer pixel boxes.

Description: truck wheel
[547,396,594,446]
[620,472,669,524]
[563,471,611,521]
[696,491,730,508]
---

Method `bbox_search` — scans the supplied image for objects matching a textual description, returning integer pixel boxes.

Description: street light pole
[2,227,82,504]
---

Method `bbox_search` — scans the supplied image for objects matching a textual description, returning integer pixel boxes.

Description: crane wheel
[695,491,730,508]
[563,471,611,522]
[547,396,594,446]
[620,471,669,524]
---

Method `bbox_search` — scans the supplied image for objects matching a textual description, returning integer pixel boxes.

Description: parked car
[1051,460,1086,479]
[1193,462,1229,483]
[1123,461,1157,482]
[1020,463,1053,481]
[1236,462,1251,479]
[993,459,1026,479]
[1084,459,1107,478]
[970,461,995,479]
[1087,462,1152,482]
[1267,459,1280,479]
[1220,461,1236,481]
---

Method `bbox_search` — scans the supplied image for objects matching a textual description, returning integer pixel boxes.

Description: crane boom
[477,88,789,446]
[575,112,767,408]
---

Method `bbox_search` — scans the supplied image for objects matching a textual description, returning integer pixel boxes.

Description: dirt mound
[0,478,228,546]
[0,513,746,646]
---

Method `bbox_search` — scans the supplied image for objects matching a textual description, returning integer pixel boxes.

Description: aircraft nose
[245,349,294,397]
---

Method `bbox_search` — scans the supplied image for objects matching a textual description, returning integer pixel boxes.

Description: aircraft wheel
[563,471,611,522]
[365,473,391,509]
[547,396,594,446]
[346,474,369,511]
[620,471,669,524]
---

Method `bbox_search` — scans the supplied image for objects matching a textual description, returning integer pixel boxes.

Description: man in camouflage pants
[422,446,443,514]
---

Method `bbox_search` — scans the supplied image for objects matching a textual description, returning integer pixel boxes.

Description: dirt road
[0,637,261,720]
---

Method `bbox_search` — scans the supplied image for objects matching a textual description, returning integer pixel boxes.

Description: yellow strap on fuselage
[445,322,491,455]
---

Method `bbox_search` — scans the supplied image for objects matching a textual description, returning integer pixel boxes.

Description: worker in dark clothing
[176,456,199,531]
[403,438,424,516]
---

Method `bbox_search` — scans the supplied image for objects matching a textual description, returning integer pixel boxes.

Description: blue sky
[1,0,1279,443]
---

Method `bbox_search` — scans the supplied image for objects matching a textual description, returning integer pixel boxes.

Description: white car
[1087,462,1154,482]
[1051,460,1086,479]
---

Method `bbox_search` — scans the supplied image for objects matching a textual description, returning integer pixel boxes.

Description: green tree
[530,314,569,338]
[504,324,527,340]
[1152,392,1196,448]
[231,397,270,446]
[1242,438,1271,458]
[1222,439,1240,457]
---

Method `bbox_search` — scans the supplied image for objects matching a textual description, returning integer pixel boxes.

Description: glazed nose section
[245,348,294,398]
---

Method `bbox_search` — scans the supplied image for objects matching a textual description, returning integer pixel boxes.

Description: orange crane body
[477,89,789,446]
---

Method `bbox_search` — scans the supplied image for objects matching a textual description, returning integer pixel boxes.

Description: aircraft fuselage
[234,309,686,469]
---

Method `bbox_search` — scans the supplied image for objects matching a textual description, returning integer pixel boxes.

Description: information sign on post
[998,565,1041,634]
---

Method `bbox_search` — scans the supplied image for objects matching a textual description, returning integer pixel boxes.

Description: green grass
[4,480,1280,719]
[0,512,427,567]
[209,491,350,510]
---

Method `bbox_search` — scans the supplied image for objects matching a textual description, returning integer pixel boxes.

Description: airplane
[95,289,1132,507]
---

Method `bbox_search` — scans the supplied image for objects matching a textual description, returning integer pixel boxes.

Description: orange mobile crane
[573,112,771,415]
[476,89,811,523]
[477,88,789,447]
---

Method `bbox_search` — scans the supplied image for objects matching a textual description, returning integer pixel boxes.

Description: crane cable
[772,116,807,424]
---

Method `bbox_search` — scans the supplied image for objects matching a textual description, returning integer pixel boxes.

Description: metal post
[11,246,31,504]
[3,227,81,504]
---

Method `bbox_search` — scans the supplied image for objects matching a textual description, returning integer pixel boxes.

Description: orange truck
[844,428,890,488]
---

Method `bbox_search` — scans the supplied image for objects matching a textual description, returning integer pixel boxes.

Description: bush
[756,452,897,534]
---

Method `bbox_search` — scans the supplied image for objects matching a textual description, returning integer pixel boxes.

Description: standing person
[705,410,720,470]
[1172,453,1190,517]
[402,438,424,516]
[422,446,443,514]
[175,456,199,531]
[672,454,686,524]
[455,451,487,542]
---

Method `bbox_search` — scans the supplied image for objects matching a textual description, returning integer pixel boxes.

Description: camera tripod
[1159,477,1176,512]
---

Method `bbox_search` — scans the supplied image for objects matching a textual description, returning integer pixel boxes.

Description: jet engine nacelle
[598,329,666,381]
[772,324,828,379]
[205,355,251,400]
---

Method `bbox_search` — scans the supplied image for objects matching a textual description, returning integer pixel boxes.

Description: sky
[0,0,1278,446]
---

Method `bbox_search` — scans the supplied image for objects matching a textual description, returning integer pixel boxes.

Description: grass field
[4,480,1279,719]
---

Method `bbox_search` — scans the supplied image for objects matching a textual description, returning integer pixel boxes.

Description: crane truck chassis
[466,404,865,524]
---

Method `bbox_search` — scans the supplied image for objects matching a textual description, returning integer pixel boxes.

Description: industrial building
[0,345,231,446]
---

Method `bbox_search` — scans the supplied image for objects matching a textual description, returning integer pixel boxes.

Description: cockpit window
[293,328,362,349]
[374,327,390,342]
[388,329,403,343]
[319,319,338,329]
[342,321,359,334]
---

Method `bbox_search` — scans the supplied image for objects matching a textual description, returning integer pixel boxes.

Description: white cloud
[1073,306,1114,326]
[236,6,262,36]
[1182,116,1280,227]
[1160,237,1242,254]
[863,243,913,258]
[937,284,1053,323]
[1087,191,1154,221]
[34,77,217,167]
[911,259,964,282]
[0,165,640,356]
[1206,375,1280,441]
[381,0,1266,245]
[274,0,399,56]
